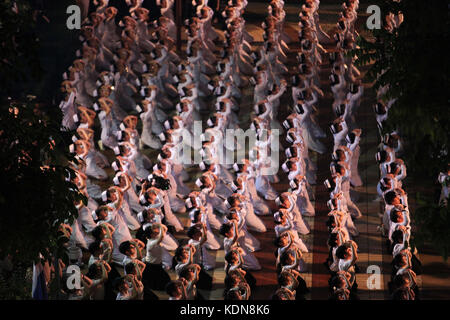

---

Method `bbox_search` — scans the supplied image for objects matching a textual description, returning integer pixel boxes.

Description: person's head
[179,266,195,282]
[187,225,202,241]
[225,250,239,265]
[227,195,241,208]
[394,273,410,289]
[91,225,106,241]
[390,207,404,223]
[391,230,405,245]
[274,211,287,225]
[393,252,409,268]
[224,271,241,290]
[279,193,291,209]
[225,288,242,300]
[384,191,400,205]
[220,223,234,238]
[144,224,161,240]
[330,275,346,290]
[88,241,102,257]
[119,241,136,258]
[279,251,295,266]
[114,277,129,293]
[271,288,293,300]
[125,262,137,276]
[87,262,102,279]
[375,150,390,164]
[166,280,183,297]
[274,232,290,248]
[335,244,351,260]
[278,272,293,288]
[174,245,190,262]
[226,208,239,221]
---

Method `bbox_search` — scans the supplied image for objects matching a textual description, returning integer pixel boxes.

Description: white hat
[91,210,98,221]
[137,211,144,223]
[164,120,171,130]
[233,163,239,172]
[113,146,120,155]
[113,175,120,185]
[275,197,281,206]
[112,161,119,172]
[185,198,193,209]
[195,178,203,188]
[289,180,297,189]
[285,148,292,158]
[69,144,75,153]
[274,212,282,223]
[72,114,79,123]
[101,191,108,202]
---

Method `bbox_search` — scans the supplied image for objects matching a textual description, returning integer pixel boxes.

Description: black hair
[390,208,401,223]
[179,267,192,280]
[278,272,291,287]
[88,241,102,255]
[225,288,241,300]
[391,230,405,245]
[393,273,409,289]
[384,191,397,205]
[335,245,348,259]
[279,251,293,266]
[119,241,132,255]
[187,225,201,239]
[91,226,103,241]
[125,262,136,275]
[219,223,233,237]
[113,277,126,292]
[86,263,101,279]
[330,275,346,290]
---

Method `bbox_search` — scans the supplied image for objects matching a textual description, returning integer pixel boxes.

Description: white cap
[274,212,282,223]
[164,120,171,130]
[101,191,108,202]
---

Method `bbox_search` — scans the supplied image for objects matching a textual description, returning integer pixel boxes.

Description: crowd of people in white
[48,0,429,301]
